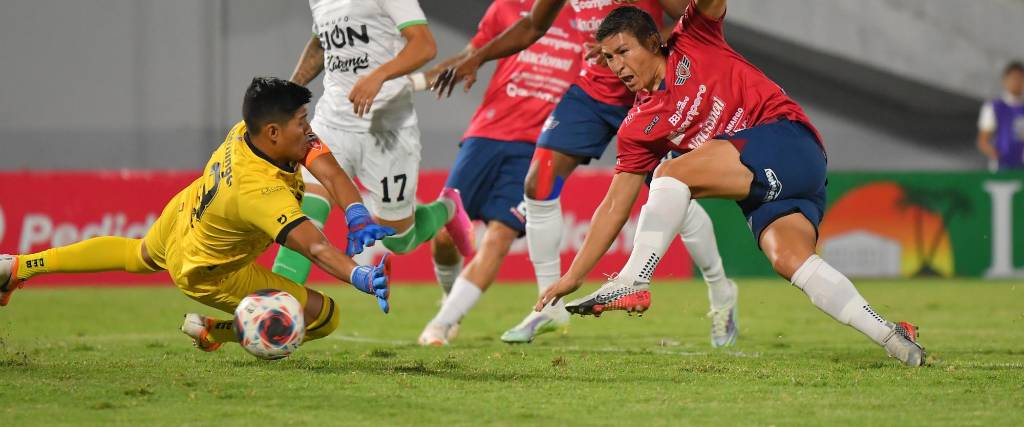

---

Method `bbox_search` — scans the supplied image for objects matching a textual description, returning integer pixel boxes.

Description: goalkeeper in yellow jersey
[0,77,396,352]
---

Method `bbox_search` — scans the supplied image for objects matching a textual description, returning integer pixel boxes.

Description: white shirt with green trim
[309,0,427,132]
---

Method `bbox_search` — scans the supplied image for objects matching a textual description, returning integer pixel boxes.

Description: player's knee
[653,158,689,182]
[304,293,340,341]
[765,246,806,281]
[480,224,518,259]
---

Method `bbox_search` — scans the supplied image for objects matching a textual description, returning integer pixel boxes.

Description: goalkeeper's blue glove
[345,203,396,256]
[349,254,392,314]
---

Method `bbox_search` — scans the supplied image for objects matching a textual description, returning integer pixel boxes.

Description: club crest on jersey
[675,56,692,86]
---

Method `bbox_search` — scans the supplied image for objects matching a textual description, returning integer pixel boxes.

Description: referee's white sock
[791,255,892,345]
[429,276,482,327]
[619,178,692,283]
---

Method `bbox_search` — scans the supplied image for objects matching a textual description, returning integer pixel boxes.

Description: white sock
[525,197,563,294]
[619,178,692,283]
[430,276,482,326]
[433,256,463,297]
[678,202,735,310]
[791,255,892,345]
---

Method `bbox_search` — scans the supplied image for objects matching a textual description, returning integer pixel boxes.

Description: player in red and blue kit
[417,0,583,346]
[535,1,927,366]
[435,0,742,348]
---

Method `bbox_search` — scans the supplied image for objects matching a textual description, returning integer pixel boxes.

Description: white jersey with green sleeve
[309,0,427,132]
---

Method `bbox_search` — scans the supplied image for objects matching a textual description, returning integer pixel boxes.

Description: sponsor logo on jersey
[643,115,660,135]
[317,24,370,51]
[763,168,782,202]
[222,142,234,186]
[506,82,562,103]
[325,53,370,75]
[261,186,286,195]
[674,56,692,86]
[277,214,288,225]
[569,0,615,12]
[570,16,603,33]
[315,21,372,75]
[516,50,576,71]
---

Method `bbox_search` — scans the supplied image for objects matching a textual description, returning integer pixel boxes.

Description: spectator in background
[977,61,1024,171]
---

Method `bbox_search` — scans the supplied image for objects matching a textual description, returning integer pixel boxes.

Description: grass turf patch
[1,279,1022,426]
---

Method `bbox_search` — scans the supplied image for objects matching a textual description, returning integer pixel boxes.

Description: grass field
[1,279,1022,426]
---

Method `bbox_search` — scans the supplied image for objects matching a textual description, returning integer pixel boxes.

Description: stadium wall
[2,170,1023,285]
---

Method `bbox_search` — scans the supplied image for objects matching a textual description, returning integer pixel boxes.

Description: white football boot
[500,304,570,344]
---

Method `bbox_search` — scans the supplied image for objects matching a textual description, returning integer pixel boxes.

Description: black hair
[596,6,661,48]
[1005,61,1024,77]
[242,77,312,135]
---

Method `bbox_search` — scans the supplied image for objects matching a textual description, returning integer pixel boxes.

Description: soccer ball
[234,290,305,360]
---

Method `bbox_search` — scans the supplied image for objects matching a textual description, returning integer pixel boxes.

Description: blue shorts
[724,120,827,245]
[445,137,534,235]
[536,84,632,163]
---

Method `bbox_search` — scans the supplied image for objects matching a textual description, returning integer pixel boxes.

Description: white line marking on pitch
[329,335,760,357]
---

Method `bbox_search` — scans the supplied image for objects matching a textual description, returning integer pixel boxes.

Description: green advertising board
[701,171,1024,278]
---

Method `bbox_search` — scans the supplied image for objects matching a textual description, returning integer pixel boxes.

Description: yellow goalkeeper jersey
[164,121,330,280]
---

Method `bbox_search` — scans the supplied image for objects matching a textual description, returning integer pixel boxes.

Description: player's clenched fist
[348,72,386,117]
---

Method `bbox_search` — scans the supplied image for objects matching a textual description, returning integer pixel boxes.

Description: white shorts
[302,119,422,221]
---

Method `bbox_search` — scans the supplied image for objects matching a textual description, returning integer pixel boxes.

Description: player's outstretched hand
[535,276,583,311]
[344,203,396,256]
[349,253,392,314]
[348,72,385,117]
[431,55,481,98]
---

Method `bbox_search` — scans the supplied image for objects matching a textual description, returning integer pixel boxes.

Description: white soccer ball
[234,290,305,360]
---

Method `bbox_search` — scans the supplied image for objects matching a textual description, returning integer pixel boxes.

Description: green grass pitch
[2,279,1022,426]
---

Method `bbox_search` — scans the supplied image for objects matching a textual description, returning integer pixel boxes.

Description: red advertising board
[0,170,693,286]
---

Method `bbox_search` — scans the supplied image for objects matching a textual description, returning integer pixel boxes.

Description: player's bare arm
[305,147,364,210]
[536,172,645,309]
[348,24,437,117]
[291,36,325,86]
[282,220,358,285]
[977,130,997,160]
[695,0,726,19]
[434,0,565,97]
[657,0,687,40]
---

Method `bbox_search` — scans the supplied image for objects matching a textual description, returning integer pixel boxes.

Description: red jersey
[615,0,821,174]
[463,0,583,143]
[572,0,664,106]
